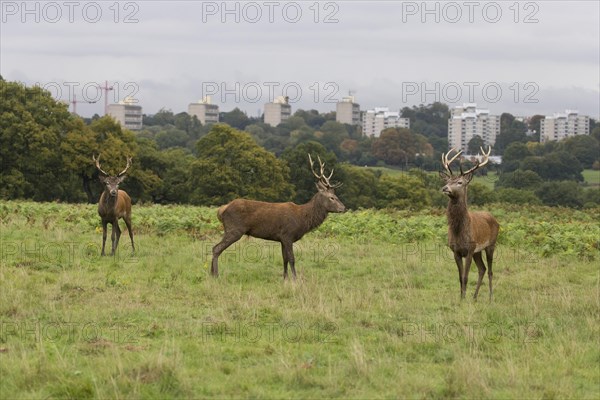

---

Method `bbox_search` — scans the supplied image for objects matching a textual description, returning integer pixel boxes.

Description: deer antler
[308,154,342,189]
[117,157,133,177]
[462,146,491,176]
[92,154,110,176]
[441,148,462,176]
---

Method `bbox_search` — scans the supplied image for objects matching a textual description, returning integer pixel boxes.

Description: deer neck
[100,189,118,214]
[301,195,329,232]
[446,192,471,236]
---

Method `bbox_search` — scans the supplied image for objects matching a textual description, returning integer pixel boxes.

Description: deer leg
[211,231,243,277]
[281,243,289,279]
[485,246,495,301]
[281,241,296,280]
[124,216,134,254]
[453,252,465,299]
[101,220,108,256]
[463,252,474,299]
[472,252,486,301]
[111,221,121,256]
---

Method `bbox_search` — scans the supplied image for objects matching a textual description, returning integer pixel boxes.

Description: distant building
[264,96,291,127]
[107,97,142,130]
[362,107,410,137]
[447,103,500,152]
[540,110,589,143]
[336,96,361,125]
[188,96,219,125]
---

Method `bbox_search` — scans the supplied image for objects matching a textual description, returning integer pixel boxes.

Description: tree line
[1,78,599,209]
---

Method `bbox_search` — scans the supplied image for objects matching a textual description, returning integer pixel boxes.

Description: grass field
[582,169,600,187]
[1,201,599,398]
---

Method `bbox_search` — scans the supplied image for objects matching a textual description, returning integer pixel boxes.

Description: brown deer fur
[440,147,499,300]
[94,155,134,256]
[211,157,345,279]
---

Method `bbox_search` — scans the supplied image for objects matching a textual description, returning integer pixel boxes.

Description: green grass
[1,201,599,398]
[583,169,600,187]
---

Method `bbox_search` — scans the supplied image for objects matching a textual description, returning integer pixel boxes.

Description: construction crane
[70,94,97,115]
[99,80,114,115]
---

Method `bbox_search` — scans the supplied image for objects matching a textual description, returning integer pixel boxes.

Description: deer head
[439,146,491,199]
[308,154,345,212]
[93,154,132,197]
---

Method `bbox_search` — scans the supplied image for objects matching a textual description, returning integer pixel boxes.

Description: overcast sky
[1,0,599,119]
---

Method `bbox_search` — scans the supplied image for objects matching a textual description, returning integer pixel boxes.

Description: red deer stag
[211,154,346,279]
[440,146,499,301]
[93,155,134,256]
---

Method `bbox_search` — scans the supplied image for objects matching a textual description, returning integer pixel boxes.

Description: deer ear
[464,173,474,183]
[117,175,127,183]
[99,175,107,183]
[439,171,450,180]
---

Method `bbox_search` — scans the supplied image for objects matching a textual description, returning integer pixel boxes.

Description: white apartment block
[362,107,410,137]
[448,103,500,152]
[264,96,291,127]
[540,110,590,143]
[107,98,143,131]
[188,97,219,125]
[336,96,361,125]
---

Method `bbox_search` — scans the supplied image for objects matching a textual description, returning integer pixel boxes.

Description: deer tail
[217,204,228,222]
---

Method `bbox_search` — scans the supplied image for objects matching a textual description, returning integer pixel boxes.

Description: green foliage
[371,128,433,166]
[467,135,485,155]
[0,80,71,200]
[467,183,494,206]
[336,165,380,209]
[559,134,599,168]
[401,102,449,150]
[220,107,252,130]
[535,181,584,208]
[496,170,543,190]
[188,124,294,205]
[495,188,541,205]
[495,114,528,155]
[280,141,336,204]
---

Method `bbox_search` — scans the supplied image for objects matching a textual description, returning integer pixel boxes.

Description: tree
[401,102,449,139]
[502,142,532,172]
[318,121,349,156]
[281,141,336,204]
[518,151,583,182]
[559,135,599,168]
[467,135,485,155]
[144,108,175,126]
[220,108,250,130]
[294,109,326,129]
[494,114,528,155]
[496,170,543,191]
[0,80,71,200]
[528,115,544,141]
[188,124,294,205]
[535,181,584,208]
[155,127,189,150]
[371,128,433,166]
[335,164,380,209]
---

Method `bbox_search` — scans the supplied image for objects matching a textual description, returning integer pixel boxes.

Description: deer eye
[457,181,463,185]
